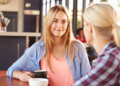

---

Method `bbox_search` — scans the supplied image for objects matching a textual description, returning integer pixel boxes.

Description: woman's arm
[12,70,34,82]
[7,43,39,79]
[73,54,119,86]
[80,43,91,76]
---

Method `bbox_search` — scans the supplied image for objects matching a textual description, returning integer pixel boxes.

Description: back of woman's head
[83,2,120,48]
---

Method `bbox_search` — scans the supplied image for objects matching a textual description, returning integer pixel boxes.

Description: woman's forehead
[54,11,67,19]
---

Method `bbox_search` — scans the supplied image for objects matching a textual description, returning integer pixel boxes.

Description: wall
[0,0,24,32]
[0,0,19,12]
[24,0,41,47]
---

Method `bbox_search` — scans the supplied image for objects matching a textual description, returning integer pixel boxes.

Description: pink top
[41,53,74,86]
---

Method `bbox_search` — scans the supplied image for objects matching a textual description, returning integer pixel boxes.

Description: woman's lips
[56,29,62,32]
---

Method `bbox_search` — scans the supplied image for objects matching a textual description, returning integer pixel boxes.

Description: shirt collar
[99,41,116,58]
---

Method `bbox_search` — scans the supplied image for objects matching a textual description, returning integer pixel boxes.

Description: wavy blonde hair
[83,2,120,47]
[40,5,78,71]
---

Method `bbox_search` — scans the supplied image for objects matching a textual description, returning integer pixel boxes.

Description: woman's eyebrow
[62,19,67,21]
[54,18,67,21]
[53,18,58,20]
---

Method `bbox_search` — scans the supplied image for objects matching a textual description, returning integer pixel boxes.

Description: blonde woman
[73,3,120,86]
[7,5,91,86]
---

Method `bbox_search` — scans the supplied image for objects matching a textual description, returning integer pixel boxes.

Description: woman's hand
[12,70,35,82]
[19,71,35,82]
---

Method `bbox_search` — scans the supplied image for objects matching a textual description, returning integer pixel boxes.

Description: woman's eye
[53,20,57,22]
[62,21,66,23]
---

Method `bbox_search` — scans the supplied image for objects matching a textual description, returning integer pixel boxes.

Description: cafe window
[41,0,120,36]
[62,0,65,6]
[41,0,74,34]
[77,0,91,33]
[69,0,73,30]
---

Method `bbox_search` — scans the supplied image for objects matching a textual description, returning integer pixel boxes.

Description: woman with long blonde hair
[7,5,91,86]
[73,2,120,86]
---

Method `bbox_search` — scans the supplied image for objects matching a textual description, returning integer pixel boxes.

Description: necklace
[55,50,57,53]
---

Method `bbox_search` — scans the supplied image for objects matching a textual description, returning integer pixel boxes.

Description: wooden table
[0,76,29,86]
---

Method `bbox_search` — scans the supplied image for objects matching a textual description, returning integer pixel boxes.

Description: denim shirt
[7,40,91,82]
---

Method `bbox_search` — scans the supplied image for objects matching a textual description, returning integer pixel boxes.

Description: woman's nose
[57,22,62,27]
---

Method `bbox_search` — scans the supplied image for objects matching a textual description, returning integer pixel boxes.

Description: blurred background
[0,0,120,70]
[0,0,120,46]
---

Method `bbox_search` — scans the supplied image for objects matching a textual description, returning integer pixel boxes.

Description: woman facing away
[7,5,91,86]
[72,2,120,86]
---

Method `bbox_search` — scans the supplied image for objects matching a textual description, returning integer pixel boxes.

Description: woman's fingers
[19,71,34,82]
[24,74,32,82]
[26,72,35,77]
[21,74,32,82]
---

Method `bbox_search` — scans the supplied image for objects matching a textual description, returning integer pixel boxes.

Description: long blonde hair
[40,5,77,71]
[83,3,120,47]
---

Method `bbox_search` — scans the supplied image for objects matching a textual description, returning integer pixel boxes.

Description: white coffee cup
[29,78,48,86]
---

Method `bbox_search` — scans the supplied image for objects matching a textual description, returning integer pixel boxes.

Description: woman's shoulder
[26,40,45,52]
[72,39,85,48]
[24,40,45,57]
[34,40,45,46]
[71,39,86,52]
[105,46,120,60]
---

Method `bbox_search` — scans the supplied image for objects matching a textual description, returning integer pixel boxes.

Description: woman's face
[83,21,92,45]
[79,30,84,37]
[50,11,68,38]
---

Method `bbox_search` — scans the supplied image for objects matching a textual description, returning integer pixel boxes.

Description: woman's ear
[88,22,93,33]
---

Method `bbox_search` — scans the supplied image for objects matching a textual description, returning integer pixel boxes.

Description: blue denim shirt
[7,40,91,82]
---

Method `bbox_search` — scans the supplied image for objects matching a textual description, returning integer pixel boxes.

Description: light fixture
[0,0,10,4]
